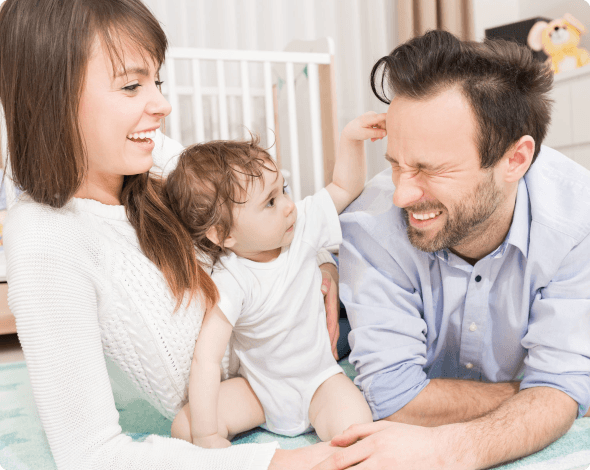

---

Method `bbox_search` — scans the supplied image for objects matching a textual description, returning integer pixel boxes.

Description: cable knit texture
[3,133,278,469]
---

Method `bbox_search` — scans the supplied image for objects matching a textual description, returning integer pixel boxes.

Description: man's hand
[312,421,464,470]
[320,262,340,360]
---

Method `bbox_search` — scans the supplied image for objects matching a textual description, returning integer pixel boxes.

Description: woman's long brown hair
[0,0,217,310]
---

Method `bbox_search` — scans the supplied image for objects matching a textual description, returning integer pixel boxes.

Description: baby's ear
[206,226,236,248]
[205,226,222,246]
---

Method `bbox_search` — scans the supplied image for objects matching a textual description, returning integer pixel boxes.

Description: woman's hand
[320,262,340,360]
[269,442,338,470]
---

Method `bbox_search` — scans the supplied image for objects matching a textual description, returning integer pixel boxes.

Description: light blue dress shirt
[340,146,590,420]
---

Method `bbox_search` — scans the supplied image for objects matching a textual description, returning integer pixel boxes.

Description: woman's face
[77,38,171,200]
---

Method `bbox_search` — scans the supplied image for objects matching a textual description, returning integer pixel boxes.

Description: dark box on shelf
[485,17,552,62]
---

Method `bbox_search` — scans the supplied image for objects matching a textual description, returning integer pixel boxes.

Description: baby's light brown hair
[165,136,278,266]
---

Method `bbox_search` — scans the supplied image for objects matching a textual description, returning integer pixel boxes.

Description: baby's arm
[188,305,234,448]
[326,112,387,214]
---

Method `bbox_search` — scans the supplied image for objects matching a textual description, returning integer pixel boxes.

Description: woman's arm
[189,305,234,448]
[4,203,278,470]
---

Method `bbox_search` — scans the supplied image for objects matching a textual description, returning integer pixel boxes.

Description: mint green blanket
[1,361,588,470]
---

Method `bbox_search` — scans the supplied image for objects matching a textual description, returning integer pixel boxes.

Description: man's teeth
[412,211,442,220]
[127,130,157,140]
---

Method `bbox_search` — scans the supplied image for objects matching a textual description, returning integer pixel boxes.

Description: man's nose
[392,171,424,209]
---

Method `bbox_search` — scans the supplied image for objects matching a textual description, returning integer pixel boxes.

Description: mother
[0,0,338,468]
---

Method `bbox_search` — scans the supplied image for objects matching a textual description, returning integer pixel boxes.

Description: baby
[167,112,386,448]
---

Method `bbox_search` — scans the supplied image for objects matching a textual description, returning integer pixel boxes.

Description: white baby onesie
[213,188,343,436]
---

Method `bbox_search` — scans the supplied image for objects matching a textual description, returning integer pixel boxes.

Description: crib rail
[161,44,336,202]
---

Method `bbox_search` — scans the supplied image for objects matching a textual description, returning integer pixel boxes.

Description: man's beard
[403,171,504,253]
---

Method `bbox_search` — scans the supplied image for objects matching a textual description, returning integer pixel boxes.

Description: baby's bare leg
[171,377,266,442]
[308,373,373,441]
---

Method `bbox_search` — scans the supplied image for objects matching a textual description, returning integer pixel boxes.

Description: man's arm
[385,378,520,426]
[315,385,577,470]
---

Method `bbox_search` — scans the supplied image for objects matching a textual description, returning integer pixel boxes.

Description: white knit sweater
[3,134,278,470]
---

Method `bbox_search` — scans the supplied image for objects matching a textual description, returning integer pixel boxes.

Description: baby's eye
[283,184,288,194]
[266,198,275,208]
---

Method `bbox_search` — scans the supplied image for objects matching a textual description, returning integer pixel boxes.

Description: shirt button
[475,275,482,282]
[469,322,477,332]
[466,363,474,369]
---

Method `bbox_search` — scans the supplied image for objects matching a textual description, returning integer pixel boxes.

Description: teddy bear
[527,13,590,74]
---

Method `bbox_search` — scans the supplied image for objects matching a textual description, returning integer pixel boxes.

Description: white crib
[161,37,339,202]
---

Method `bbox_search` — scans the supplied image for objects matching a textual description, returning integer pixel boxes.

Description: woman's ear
[205,226,235,248]
[504,136,535,183]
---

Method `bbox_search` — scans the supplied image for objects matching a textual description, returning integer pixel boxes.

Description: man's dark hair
[371,30,553,168]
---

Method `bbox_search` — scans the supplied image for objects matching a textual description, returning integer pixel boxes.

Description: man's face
[386,87,506,253]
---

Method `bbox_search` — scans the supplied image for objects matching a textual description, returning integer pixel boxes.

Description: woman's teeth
[127,130,157,141]
[412,211,442,221]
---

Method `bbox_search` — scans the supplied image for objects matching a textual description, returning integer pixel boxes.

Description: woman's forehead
[88,33,161,77]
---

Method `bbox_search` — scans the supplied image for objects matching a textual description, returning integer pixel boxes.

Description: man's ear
[205,226,235,248]
[504,136,535,183]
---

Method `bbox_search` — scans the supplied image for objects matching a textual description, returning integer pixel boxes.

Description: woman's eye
[266,198,275,208]
[123,83,140,92]
[282,184,288,194]
[155,80,164,87]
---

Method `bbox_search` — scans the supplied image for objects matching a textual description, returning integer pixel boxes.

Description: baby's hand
[193,434,232,449]
[341,111,387,143]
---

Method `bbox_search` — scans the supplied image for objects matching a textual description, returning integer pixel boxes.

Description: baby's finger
[360,112,387,129]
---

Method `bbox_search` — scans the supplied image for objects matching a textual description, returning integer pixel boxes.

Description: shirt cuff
[363,363,430,420]
[520,366,590,418]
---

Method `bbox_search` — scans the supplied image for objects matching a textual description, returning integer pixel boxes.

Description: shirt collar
[428,177,531,262]
[505,177,531,259]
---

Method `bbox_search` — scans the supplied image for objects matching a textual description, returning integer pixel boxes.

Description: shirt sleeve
[151,130,185,176]
[212,264,245,327]
[339,211,430,420]
[4,203,277,470]
[299,188,342,250]
[521,232,590,418]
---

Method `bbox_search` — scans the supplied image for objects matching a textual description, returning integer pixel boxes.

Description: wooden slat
[240,60,252,138]
[307,63,324,193]
[263,61,276,159]
[285,62,301,201]
[318,56,338,186]
[166,58,182,143]
[216,60,229,139]
[191,59,205,143]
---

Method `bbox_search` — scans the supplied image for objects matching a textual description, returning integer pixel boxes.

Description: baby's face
[226,168,297,263]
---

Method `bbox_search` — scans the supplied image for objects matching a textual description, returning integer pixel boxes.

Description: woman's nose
[392,171,424,209]
[147,86,172,118]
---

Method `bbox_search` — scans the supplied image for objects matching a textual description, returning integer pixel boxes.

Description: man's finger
[331,422,390,447]
[312,442,371,470]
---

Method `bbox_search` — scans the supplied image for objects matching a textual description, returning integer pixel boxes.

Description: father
[316,30,590,469]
